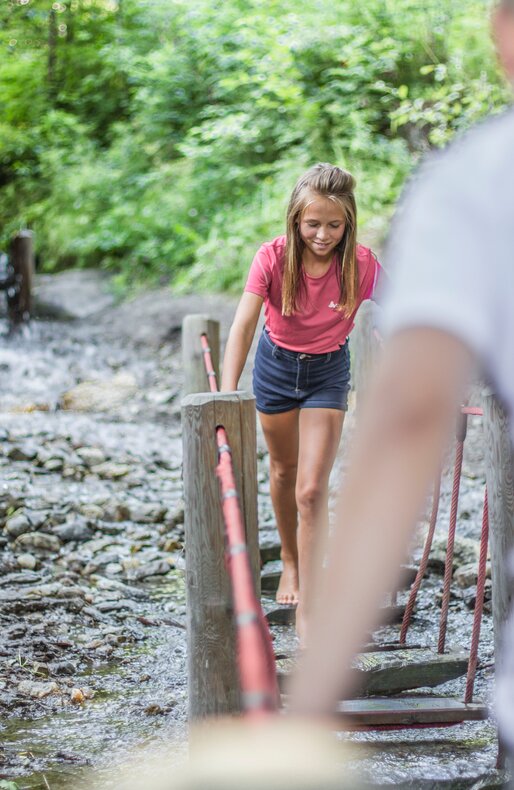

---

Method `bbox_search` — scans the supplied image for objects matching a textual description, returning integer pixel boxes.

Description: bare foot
[276,560,299,605]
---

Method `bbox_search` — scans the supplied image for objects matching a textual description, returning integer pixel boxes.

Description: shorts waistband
[262,328,346,361]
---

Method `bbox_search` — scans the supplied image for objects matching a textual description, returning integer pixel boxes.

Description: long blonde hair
[282,163,358,317]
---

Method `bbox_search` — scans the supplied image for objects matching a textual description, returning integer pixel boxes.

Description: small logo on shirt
[328,301,339,310]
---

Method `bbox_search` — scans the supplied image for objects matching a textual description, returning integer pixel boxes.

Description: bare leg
[295,408,345,642]
[258,409,300,604]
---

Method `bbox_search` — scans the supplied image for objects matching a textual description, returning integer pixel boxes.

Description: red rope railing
[202,333,279,718]
[465,489,489,703]
[438,431,465,654]
[399,403,488,701]
[400,470,442,644]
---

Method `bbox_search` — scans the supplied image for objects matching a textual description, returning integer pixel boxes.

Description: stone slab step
[276,648,470,697]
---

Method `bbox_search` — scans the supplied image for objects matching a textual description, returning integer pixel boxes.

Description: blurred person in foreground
[289,0,514,761]
[95,3,514,789]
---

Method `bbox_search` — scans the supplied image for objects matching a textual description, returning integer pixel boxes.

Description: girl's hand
[221,292,263,392]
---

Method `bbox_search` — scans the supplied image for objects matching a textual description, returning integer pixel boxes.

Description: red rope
[201,333,279,717]
[461,406,483,416]
[400,470,442,644]
[464,488,489,703]
[200,333,218,393]
[438,438,464,653]
[216,429,280,717]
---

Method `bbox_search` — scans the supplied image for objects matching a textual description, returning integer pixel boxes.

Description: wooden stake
[351,300,380,409]
[482,390,514,668]
[182,315,220,397]
[9,230,35,323]
[181,390,259,719]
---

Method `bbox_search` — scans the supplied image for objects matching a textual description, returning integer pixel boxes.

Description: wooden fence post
[351,300,380,409]
[181,390,259,719]
[482,389,514,667]
[9,230,35,323]
[182,315,220,396]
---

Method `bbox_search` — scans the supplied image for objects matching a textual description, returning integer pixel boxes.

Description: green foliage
[0,0,509,290]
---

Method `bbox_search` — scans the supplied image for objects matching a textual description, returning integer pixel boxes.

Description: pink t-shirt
[244,235,381,353]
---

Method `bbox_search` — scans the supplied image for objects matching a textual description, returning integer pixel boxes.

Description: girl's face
[299,196,346,261]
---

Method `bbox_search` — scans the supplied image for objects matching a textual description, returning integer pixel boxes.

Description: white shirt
[382,108,514,443]
[382,107,514,745]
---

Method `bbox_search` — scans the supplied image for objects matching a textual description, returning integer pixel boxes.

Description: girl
[221,163,382,635]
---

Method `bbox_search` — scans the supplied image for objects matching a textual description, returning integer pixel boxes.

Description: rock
[15,532,62,553]
[130,559,173,580]
[53,519,93,543]
[90,462,131,480]
[70,688,85,704]
[7,444,38,462]
[454,561,492,588]
[52,660,77,675]
[44,457,65,472]
[167,504,184,529]
[24,510,49,530]
[79,503,105,520]
[0,571,41,587]
[17,680,59,698]
[76,447,107,467]
[128,502,167,524]
[161,537,183,552]
[5,514,32,538]
[428,535,480,574]
[32,662,50,678]
[16,553,37,571]
[59,372,137,412]
[107,503,131,521]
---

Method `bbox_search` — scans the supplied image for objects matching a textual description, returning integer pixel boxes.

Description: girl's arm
[221,292,264,391]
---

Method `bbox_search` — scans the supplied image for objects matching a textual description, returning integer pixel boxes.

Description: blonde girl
[221,163,382,636]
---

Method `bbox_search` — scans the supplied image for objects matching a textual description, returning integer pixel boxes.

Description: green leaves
[0,0,509,288]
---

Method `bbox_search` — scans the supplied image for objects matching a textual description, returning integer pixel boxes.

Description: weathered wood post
[9,230,35,323]
[182,391,259,719]
[482,389,514,666]
[181,315,259,719]
[182,315,220,396]
[351,300,380,409]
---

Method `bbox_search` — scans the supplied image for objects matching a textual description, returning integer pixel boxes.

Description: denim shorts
[253,329,351,414]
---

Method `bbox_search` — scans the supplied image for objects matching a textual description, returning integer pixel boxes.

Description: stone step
[276,647,470,697]
[266,602,406,627]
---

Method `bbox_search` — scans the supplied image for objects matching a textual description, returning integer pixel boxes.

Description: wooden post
[182,315,220,396]
[482,389,514,668]
[181,390,259,719]
[351,300,380,409]
[9,230,35,323]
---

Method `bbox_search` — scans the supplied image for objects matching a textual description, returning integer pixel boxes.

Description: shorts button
[299,354,307,359]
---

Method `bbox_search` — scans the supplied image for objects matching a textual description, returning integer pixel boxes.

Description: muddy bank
[0,271,502,788]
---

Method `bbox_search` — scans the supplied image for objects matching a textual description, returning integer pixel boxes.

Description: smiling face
[299,195,346,262]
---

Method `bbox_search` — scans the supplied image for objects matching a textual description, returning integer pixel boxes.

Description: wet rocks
[53,518,93,543]
[129,559,173,581]
[90,462,132,479]
[428,535,481,574]
[5,513,32,538]
[75,446,107,467]
[14,532,61,554]
[16,553,37,570]
[60,372,137,412]
[17,680,60,699]
[454,561,491,588]
[7,444,38,462]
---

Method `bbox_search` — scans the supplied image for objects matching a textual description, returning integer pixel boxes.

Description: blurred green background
[0,0,509,292]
